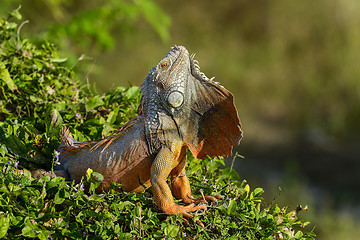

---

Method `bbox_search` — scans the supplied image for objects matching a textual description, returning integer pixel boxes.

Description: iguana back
[55,115,152,192]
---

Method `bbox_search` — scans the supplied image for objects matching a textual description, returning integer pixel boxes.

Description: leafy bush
[0,12,315,239]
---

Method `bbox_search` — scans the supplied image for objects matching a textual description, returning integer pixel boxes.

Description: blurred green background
[1,0,360,239]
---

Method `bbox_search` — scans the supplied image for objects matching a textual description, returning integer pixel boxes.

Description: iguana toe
[189,194,223,205]
[169,203,207,220]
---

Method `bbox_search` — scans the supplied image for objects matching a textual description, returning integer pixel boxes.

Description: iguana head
[143,46,190,115]
[142,46,242,158]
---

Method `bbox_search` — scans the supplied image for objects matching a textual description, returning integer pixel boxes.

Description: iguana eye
[160,59,171,69]
[167,91,183,108]
[161,62,168,68]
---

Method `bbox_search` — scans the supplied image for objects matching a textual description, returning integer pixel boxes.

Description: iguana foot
[175,204,208,227]
[183,196,222,227]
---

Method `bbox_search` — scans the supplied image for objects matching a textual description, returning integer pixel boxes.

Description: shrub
[0,11,315,239]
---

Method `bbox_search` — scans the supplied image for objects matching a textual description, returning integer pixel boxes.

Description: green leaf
[22,225,37,238]
[54,101,67,111]
[227,199,237,215]
[10,215,23,225]
[163,224,179,238]
[37,232,48,240]
[86,96,104,111]
[106,107,119,124]
[252,188,264,197]
[295,230,304,238]
[5,22,17,30]
[39,185,47,199]
[125,86,140,99]
[91,171,104,183]
[1,134,27,155]
[9,5,22,20]
[244,184,250,193]
[89,194,104,202]
[0,145,8,157]
[50,109,63,128]
[0,67,17,92]
[0,215,10,238]
[89,172,104,192]
[54,190,65,204]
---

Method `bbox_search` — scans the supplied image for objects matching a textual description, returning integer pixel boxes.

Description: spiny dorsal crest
[190,53,220,85]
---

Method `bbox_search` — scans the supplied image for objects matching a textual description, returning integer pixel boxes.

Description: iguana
[53,45,242,220]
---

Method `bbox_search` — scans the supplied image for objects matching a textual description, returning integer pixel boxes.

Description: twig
[16,20,29,44]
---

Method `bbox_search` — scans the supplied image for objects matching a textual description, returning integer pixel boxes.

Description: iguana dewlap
[54,46,242,219]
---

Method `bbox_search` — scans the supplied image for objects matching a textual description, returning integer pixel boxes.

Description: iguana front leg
[170,149,223,205]
[151,147,206,219]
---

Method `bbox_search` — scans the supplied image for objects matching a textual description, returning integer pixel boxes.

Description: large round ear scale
[167,91,184,108]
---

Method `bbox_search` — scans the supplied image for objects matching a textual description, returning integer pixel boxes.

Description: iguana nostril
[167,91,183,108]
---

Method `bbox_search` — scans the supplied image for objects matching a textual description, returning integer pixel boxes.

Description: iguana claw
[189,194,223,205]
[174,203,207,219]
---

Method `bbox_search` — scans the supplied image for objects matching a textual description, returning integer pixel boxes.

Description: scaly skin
[53,46,242,220]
